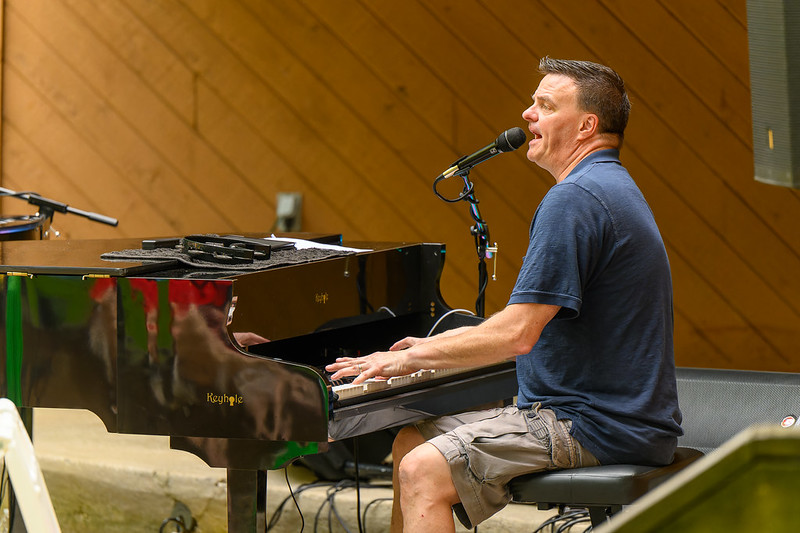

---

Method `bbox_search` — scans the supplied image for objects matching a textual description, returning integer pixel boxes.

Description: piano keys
[0,234,517,532]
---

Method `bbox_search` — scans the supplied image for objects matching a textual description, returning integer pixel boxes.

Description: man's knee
[398,443,447,487]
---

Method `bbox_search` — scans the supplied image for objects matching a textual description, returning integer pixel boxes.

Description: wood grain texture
[2,0,798,371]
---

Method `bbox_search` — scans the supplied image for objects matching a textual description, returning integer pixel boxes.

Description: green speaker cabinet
[599,425,800,532]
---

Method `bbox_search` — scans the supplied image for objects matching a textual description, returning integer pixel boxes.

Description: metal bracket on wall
[274,192,303,232]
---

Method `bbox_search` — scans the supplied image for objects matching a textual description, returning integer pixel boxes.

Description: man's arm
[326,302,560,384]
[388,325,474,351]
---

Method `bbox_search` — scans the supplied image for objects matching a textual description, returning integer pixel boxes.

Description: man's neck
[553,136,619,183]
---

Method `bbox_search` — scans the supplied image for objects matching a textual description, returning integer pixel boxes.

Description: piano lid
[0,238,177,276]
[0,233,345,277]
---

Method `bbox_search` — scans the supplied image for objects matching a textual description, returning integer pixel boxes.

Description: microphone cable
[432,171,475,203]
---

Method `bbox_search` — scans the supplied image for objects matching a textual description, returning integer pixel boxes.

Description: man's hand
[325,349,419,385]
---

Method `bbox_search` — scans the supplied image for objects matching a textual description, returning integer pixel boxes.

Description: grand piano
[0,234,517,531]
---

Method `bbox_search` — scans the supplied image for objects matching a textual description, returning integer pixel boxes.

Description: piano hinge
[5,272,34,279]
[82,274,112,280]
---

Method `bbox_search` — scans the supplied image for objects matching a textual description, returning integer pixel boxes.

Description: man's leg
[390,426,426,532]
[397,442,460,533]
[391,406,524,532]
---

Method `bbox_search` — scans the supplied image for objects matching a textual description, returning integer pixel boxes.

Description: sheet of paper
[267,235,371,253]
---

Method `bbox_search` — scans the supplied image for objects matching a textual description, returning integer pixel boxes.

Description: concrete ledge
[30,408,573,532]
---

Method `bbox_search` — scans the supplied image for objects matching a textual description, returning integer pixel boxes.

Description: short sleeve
[508,183,609,319]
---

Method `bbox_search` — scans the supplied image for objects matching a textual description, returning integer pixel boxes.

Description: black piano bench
[508,446,703,527]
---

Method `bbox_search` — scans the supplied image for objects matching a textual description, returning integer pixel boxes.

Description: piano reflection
[0,234,516,532]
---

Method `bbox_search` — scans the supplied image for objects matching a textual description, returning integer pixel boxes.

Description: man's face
[522,73,586,179]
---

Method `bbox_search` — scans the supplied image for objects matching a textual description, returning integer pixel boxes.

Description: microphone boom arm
[0,187,119,227]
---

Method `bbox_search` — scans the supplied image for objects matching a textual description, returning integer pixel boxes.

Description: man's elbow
[491,302,557,357]
[508,331,541,357]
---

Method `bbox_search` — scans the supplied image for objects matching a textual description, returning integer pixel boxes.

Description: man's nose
[522,105,537,121]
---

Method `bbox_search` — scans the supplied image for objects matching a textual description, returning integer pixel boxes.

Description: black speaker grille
[747,0,800,188]
[676,367,800,453]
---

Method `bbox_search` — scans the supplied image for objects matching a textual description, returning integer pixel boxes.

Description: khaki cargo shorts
[416,403,599,528]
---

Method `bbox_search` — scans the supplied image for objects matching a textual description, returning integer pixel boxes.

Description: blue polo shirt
[509,149,682,466]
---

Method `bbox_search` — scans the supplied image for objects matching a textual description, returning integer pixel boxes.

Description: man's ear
[578,114,599,139]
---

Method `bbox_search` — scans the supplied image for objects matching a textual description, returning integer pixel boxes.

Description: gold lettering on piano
[206,392,243,406]
[315,292,329,304]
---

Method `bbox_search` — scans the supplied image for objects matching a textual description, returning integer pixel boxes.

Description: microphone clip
[433,167,475,203]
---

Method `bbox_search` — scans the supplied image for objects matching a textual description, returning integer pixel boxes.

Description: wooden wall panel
[2,0,799,372]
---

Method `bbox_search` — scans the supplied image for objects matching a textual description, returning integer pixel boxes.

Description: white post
[0,398,60,532]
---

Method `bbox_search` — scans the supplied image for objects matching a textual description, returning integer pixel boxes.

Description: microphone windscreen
[496,127,528,152]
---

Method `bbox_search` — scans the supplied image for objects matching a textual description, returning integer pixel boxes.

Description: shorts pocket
[524,412,554,467]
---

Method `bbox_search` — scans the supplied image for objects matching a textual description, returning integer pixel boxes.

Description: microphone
[442,127,527,178]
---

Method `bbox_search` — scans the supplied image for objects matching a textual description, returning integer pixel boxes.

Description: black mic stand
[0,186,119,230]
[433,169,497,318]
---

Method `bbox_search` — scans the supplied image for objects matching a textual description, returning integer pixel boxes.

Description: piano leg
[227,469,268,532]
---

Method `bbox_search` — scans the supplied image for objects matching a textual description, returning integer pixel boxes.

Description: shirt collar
[565,148,621,180]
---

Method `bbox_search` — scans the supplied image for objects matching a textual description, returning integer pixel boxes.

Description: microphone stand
[0,186,118,228]
[433,169,497,318]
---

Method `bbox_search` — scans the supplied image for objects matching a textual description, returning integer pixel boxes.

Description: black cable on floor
[532,508,590,532]
[267,476,395,532]
[285,467,305,532]
[362,497,392,532]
